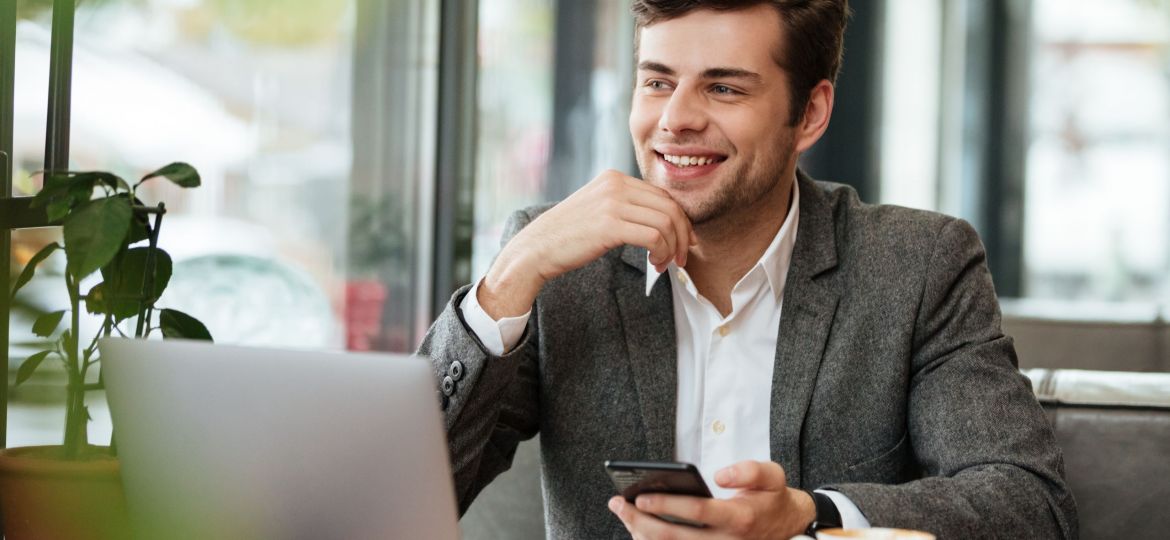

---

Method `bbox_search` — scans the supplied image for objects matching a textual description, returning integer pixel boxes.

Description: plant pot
[0,445,130,540]
[345,279,389,351]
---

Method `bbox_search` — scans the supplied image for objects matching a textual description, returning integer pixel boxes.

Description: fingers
[615,175,695,254]
[615,221,675,271]
[715,460,788,491]
[622,186,694,267]
[591,175,691,269]
[609,496,708,539]
[534,170,693,279]
[617,205,681,270]
[634,493,752,532]
[609,462,796,539]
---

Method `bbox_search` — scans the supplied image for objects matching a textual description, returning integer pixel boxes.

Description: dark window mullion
[432,0,479,318]
[44,0,75,172]
[961,0,1031,297]
[799,0,886,203]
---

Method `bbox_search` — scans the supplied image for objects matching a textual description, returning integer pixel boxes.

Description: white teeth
[663,154,718,168]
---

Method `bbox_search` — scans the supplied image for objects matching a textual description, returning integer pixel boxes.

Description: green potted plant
[0,163,213,540]
[345,192,407,350]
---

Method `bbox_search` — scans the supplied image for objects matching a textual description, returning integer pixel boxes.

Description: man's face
[630,5,799,225]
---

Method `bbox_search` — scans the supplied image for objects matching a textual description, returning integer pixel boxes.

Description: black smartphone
[604,460,713,528]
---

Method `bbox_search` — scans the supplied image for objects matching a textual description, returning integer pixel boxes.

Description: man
[419,1,1078,538]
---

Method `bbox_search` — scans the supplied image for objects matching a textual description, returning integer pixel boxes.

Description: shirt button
[712,420,726,434]
[717,325,730,337]
[676,271,688,285]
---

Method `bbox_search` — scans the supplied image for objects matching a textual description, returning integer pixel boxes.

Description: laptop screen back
[99,338,459,540]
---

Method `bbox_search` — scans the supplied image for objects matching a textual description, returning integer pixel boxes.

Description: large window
[470,0,634,279]
[882,0,1170,306]
[12,0,356,352]
[471,0,556,279]
[7,0,439,446]
[1024,0,1170,303]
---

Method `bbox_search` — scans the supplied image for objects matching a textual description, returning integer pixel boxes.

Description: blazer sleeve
[416,209,542,516]
[828,218,1079,539]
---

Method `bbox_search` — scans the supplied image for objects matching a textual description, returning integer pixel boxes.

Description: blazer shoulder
[812,180,970,254]
[500,202,559,245]
[517,202,558,222]
[805,181,987,290]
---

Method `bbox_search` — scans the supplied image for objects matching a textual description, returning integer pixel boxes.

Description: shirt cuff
[458,278,531,356]
[815,489,871,529]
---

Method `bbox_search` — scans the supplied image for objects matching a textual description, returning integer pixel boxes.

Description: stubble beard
[637,133,795,228]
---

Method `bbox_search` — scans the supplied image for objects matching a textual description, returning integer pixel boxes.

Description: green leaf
[96,247,173,320]
[31,310,66,338]
[109,176,131,193]
[86,283,108,315]
[31,171,73,210]
[160,309,213,341]
[125,204,151,246]
[63,197,133,280]
[73,171,127,192]
[43,170,70,190]
[46,200,68,223]
[16,351,54,386]
[140,162,200,188]
[47,181,92,222]
[125,219,150,246]
[10,242,60,300]
[34,172,114,221]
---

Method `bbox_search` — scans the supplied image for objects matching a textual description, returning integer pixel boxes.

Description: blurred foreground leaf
[160,309,213,341]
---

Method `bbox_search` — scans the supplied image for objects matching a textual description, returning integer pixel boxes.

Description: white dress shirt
[459,179,869,528]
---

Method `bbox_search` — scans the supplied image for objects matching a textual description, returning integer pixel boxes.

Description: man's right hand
[477,170,695,320]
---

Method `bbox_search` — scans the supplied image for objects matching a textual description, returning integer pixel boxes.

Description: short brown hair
[631,0,850,124]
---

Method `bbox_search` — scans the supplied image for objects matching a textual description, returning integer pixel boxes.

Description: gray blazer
[418,173,1078,539]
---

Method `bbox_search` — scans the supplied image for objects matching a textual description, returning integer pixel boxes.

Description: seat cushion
[1026,368,1170,540]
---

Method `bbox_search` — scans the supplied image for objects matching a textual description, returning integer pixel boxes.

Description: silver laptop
[99,338,460,540]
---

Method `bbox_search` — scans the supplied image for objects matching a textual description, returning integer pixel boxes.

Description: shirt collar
[646,177,800,300]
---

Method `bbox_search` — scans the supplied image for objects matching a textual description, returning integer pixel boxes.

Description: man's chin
[670,196,720,225]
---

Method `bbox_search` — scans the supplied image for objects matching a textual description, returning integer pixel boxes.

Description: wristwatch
[804,490,843,535]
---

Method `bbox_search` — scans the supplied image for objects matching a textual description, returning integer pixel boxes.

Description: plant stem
[135,205,164,339]
[82,313,110,367]
[62,272,89,458]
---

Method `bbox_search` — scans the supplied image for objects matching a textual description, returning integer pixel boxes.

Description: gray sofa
[1003,300,1170,372]
[1024,368,1170,540]
[457,369,1170,539]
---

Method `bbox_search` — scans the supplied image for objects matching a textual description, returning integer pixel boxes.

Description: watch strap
[804,489,843,536]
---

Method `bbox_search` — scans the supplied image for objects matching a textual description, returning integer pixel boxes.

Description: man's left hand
[608,460,816,539]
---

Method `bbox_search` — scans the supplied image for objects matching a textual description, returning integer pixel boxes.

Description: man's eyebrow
[637,61,675,75]
[701,67,762,83]
[636,62,762,84]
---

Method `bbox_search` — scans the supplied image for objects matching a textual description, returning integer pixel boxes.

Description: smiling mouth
[656,152,727,168]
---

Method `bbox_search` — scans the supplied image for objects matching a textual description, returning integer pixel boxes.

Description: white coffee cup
[816,527,936,540]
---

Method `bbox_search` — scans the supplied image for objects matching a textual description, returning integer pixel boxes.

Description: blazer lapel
[615,245,678,461]
[770,172,841,487]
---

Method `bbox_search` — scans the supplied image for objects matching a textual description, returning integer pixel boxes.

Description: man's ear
[794,80,834,153]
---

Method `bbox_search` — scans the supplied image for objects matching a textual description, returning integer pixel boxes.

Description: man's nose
[657,89,708,134]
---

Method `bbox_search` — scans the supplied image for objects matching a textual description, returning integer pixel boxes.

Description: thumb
[715,460,788,491]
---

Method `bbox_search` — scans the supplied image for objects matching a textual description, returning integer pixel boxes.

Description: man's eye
[712,84,738,95]
[646,80,668,90]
